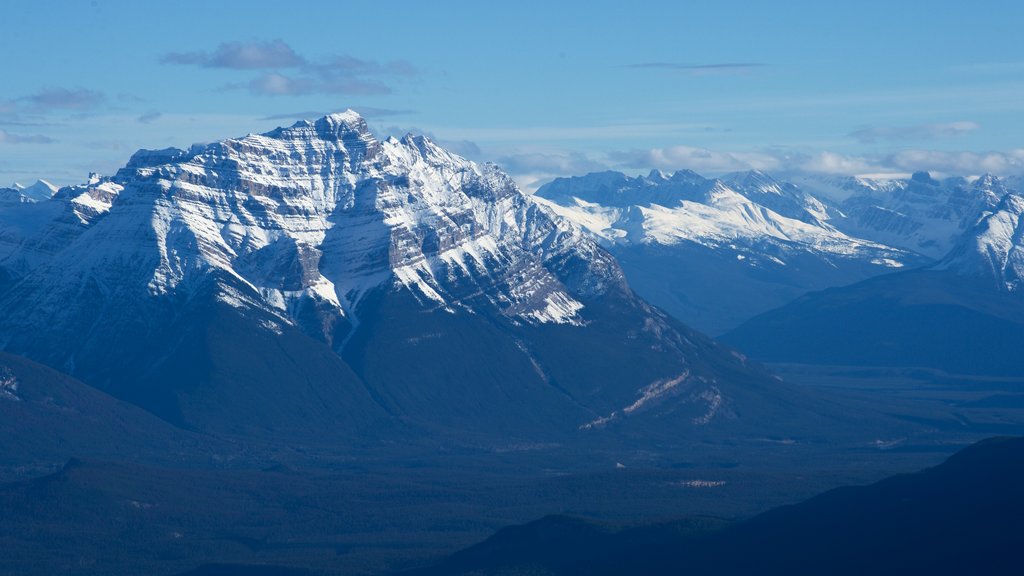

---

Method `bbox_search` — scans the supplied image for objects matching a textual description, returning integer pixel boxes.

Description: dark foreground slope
[405,436,1024,576]
[0,351,228,479]
[722,270,1024,376]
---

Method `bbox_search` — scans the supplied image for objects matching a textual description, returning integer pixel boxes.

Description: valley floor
[3,366,1023,576]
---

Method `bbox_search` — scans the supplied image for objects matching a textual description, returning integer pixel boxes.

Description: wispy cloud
[497,150,608,176]
[161,39,304,69]
[18,88,106,112]
[610,145,1024,178]
[137,111,162,124]
[239,72,390,96]
[494,150,610,192]
[625,62,766,76]
[0,87,111,139]
[849,121,980,143]
[611,145,783,173]
[262,107,414,121]
[309,55,416,78]
[0,129,55,145]
[163,39,415,97]
[490,144,1024,190]
[432,121,716,143]
[883,149,1024,175]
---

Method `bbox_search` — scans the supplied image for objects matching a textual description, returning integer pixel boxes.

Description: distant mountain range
[535,167,1023,374]
[809,171,1009,258]
[402,436,1024,576]
[534,168,1013,334]
[723,190,1024,375]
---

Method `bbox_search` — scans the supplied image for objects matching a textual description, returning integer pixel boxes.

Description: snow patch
[672,479,726,488]
[0,369,19,402]
[258,319,284,335]
[624,371,689,415]
[691,385,723,425]
[523,291,585,325]
[581,371,690,429]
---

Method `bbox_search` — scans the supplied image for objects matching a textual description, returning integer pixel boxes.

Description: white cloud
[165,40,413,97]
[849,121,980,143]
[493,151,610,193]
[795,152,879,175]
[161,40,304,69]
[612,145,784,174]
[884,149,1024,175]
[488,144,1024,190]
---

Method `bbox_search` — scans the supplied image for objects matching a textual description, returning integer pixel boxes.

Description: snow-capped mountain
[1,180,59,205]
[721,169,837,225]
[0,175,125,292]
[534,170,920,334]
[536,169,893,254]
[11,179,59,202]
[808,172,1008,259]
[935,192,1024,292]
[0,111,789,441]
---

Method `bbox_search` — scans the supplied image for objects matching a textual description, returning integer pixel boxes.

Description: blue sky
[2,0,1023,189]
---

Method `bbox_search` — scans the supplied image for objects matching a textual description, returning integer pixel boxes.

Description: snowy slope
[535,170,907,264]
[3,113,609,337]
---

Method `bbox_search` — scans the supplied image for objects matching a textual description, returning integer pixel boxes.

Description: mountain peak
[910,171,938,185]
[314,109,372,138]
[258,110,376,149]
[646,169,668,181]
[322,108,364,124]
[724,169,784,194]
[3,179,57,202]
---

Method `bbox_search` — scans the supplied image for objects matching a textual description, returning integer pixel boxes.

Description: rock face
[0,111,783,442]
[935,192,1024,292]
[535,169,920,334]
[823,172,1008,259]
